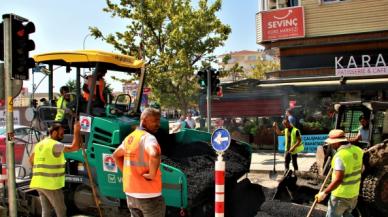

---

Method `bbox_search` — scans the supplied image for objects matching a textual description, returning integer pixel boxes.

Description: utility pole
[3,14,17,217]
[135,0,146,114]
[207,69,211,132]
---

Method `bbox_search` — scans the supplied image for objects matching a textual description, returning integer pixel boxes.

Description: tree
[249,59,280,79]
[228,63,244,82]
[65,80,76,92]
[89,0,231,112]
[219,54,244,82]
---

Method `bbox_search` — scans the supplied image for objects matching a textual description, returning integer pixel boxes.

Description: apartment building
[217,50,265,82]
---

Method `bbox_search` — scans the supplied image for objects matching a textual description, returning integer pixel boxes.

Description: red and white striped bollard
[215,154,225,217]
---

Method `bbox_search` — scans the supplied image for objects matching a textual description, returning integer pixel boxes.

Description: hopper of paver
[158,129,252,216]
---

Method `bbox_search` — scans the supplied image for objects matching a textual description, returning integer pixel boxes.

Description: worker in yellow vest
[315,129,364,217]
[113,108,165,217]
[29,122,81,217]
[55,86,73,122]
[273,118,304,172]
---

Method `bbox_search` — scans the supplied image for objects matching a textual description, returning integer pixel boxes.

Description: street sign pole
[215,153,225,217]
[207,69,211,132]
[3,14,17,217]
[211,128,231,217]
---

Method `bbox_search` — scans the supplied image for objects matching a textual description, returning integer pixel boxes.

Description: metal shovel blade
[269,169,278,180]
[269,131,278,180]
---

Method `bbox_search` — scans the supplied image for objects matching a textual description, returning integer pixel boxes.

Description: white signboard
[80,115,92,132]
[335,53,388,77]
[0,110,20,126]
[102,154,118,173]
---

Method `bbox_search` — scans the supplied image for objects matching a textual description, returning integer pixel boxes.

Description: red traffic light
[11,18,36,80]
[216,86,223,97]
[13,21,35,37]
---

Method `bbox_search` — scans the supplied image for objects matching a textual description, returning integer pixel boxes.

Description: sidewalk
[249,150,316,173]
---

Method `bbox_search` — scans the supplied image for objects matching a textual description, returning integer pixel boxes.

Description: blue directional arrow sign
[211,128,231,152]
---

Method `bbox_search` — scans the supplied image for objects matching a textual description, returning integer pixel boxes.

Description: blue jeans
[326,195,358,217]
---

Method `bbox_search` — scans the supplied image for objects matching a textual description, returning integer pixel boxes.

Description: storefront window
[293,93,344,134]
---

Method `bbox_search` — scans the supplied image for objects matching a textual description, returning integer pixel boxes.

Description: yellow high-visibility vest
[30,138,65,190]
[55,96,67,121]
[331,145,363,198]
[284,127,304,154]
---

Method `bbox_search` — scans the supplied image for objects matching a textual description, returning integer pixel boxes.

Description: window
[229,58,237,63]
[262,0,299,11]
[321,0,347,3]
[247,56,257,61]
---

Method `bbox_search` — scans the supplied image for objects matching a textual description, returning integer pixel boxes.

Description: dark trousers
[127,195,166,217]
[285,152,298,171]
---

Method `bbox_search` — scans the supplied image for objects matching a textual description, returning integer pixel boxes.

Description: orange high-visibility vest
[83,76,106,104]
[123,129,162,196]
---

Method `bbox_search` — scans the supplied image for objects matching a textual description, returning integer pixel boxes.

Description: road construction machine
[12,50,252,217]
[275,101,388,216]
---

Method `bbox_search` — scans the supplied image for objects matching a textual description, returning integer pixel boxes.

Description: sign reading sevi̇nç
[260,6,305,42]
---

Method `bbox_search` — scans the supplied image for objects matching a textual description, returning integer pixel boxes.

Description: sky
[1,0,260,93]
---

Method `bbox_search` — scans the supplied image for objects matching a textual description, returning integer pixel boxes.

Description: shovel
[269,131,278,180]
[306,160,333,217]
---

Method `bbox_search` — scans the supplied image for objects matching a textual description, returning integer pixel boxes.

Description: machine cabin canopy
[33,50,144,73]
[32,50,145,115]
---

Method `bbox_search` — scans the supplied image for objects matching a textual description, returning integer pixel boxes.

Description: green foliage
[65,80,76,92]
[89,0,231,112]
[219,54,244,81]
[249,59,280,79]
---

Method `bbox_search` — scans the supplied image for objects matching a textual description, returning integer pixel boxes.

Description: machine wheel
[71,184,97,214]
[361,168,388,215]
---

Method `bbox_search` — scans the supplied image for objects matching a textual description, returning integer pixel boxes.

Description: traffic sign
[211,128,231,152]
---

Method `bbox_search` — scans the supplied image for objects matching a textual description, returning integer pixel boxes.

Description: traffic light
[216,86,223,97]
[197,70,207,89]
[210,69,220,94]
[0,22,3,61]
[11,18,35,80]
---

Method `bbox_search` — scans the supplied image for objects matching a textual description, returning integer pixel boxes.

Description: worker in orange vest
[113,108,165,217]
[82,67,107,108]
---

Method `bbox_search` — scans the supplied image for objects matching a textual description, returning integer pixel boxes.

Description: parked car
[0,125,44,177]
[0,125,44,144]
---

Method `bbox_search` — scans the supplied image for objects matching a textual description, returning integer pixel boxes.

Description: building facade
[257,0,388,81]
[201,0,388,146]
[217,50,271,82]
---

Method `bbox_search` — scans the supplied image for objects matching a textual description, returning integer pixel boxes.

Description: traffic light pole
[3,14,17,217]
[207,69,211,133]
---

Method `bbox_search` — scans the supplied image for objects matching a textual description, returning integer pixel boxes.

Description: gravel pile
[256,201,326,217]
[161,140,250,207]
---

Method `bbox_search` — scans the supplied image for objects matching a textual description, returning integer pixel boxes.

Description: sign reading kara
[335,53,388,76]
[260,6,305,41]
